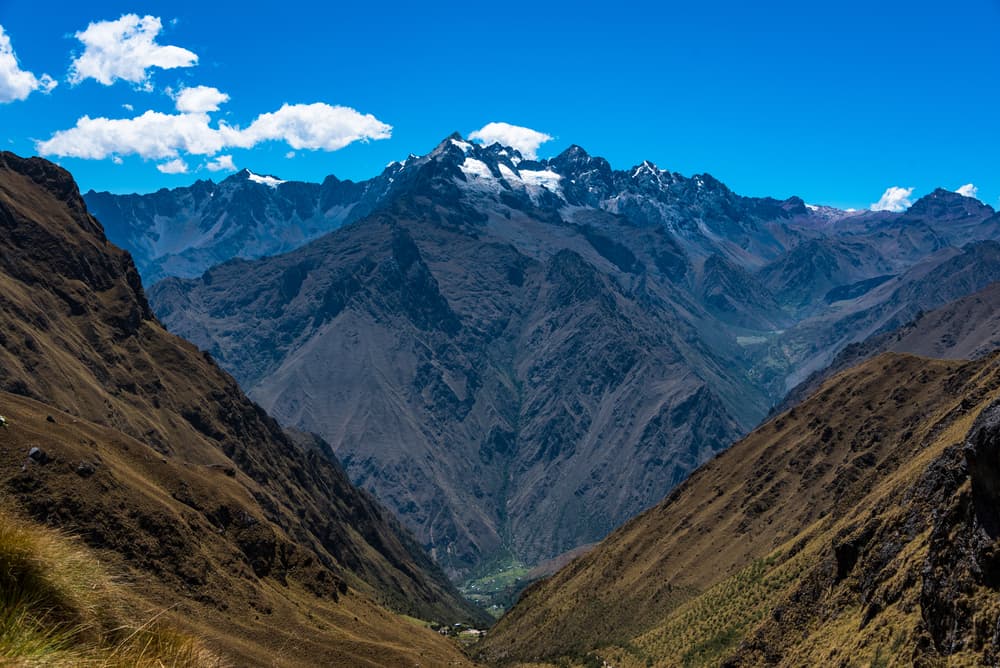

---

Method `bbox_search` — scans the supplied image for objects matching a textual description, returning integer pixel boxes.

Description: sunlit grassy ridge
[635,552,809,666]
[0,506,222,667]
[481,354,1000,666]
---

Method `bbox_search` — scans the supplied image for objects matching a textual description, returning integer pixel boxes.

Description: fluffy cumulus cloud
[238,103,392,150]
[36,102,392,161]
[156,157,188,174]
[0,25,56,102]
[69,14,198,88]
[174,85,229,113]
[956,183,979,199]
[205,154,236,172]
[469,122,552,160]
[37,110,231,159]
[870,186,915,212]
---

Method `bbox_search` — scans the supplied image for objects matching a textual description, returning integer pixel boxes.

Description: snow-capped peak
[460,156,494,180]
[632,160,660,178]
[454,142,563,203]
[246,171,285,188]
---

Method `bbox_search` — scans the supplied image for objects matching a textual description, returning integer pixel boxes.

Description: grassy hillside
[0,392,480,666]
[480,352,1000,666]
[0,153,485,664]
[0,504,221,667]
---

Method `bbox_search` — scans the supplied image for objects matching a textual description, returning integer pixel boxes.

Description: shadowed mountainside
[780,279,1000,413]
[0,151,487,666]
[146,137,1000,579]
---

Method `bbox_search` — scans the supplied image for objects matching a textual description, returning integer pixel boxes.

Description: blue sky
[0,1,997,210]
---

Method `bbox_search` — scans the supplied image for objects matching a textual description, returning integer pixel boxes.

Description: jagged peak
[224,168,286,188]
[429,132,474,156]
[556,144,591,161]
[907,187,995,217]
[690,172,727,192]
[481,141,525,164]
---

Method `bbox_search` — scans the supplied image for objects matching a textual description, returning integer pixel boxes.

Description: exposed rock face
[918,399,1000,661]
[145,137,1000,578]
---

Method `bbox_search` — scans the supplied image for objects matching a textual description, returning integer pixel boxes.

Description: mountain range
[90,134,1000,582]
[0,151,486,666]
[8,131,1000,666]
[83,166,402,283]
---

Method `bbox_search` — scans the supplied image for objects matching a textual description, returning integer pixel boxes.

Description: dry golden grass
[0,507,224,667]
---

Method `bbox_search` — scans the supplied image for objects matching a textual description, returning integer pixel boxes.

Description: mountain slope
[147,137,1000,582]
[764,240,1000,395]
[0,151,485,665]
[757,237,895,314]
[780,280,1000,412]
[479,352,1000,666]
[151,197,746,577]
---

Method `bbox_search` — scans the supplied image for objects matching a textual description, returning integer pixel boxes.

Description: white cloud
[285,151,296,159]
[870,186,915,212]
[956,183,979,199]
[469,122,552,160]
[0,24,57,102]
[111,155,123,164]
[205,154,236,172]
[174,85,228,113]
[237,103,392,150]
[37,110,231,159]
[69,14,198,88]
[122,103,133,111]
[156,157,188,174]
[36,102,391,162]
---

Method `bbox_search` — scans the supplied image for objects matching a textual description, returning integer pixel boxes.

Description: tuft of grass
[0,505,108,661]
[0,506,224,667]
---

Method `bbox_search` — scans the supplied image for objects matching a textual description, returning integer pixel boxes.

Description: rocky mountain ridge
[83,166,402,283]
[144,135,1000,580]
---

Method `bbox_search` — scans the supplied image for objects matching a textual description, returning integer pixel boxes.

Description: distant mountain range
[90,134,1000,581]
[779,279,1000,412]
[83,166,402,283]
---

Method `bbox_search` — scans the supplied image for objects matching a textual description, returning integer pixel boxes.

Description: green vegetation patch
[634,551,810,667]
[458,552,533,618]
